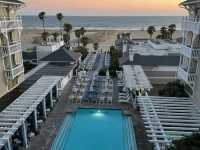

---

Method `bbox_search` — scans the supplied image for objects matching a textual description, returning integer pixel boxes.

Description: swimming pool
[51,109,137,150]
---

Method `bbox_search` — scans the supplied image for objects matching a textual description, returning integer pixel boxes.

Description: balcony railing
[182,17,200,32]
[177,67,196,84]
[181,45,200,58]
[0,41,21,56]
[5,64,24,80]
[0,16,22,31]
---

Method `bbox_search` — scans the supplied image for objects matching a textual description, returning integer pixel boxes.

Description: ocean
[22,16,183,30]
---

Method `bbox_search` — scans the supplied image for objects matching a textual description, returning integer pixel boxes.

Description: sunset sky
[22,0,187,16]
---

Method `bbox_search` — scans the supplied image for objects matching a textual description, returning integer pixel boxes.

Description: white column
[56,85,59,99]
[6,138,13,150]
[42,99,47,119]
[50,90,53,109]
[22,122,28,148]
[33,109,38,132]
[138,90,142,96]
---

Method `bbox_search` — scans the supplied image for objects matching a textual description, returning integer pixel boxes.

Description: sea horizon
[22,16,183,30]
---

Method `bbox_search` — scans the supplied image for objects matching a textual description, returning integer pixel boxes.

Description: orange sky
[22,0,187,16]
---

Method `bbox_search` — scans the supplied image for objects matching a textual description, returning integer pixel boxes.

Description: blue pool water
[51,109,137,150]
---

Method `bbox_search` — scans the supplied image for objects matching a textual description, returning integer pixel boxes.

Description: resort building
[0,0,24,98]
[177,0,200,105]
[120,39,180,65]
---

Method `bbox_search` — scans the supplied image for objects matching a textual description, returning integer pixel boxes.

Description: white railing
[182,17,200,33]
[5,64,24,79]
[180,45,192,58]
[177,67,196,83]
[0,16,22,31]
[0,41,21,56]
[183,16,200,22]
[181,45,200,58]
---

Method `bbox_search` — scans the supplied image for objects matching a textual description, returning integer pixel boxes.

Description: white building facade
[177,0,200,105]
[0,0,25,98]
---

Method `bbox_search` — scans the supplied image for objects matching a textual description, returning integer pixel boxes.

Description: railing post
[22,122,28,148]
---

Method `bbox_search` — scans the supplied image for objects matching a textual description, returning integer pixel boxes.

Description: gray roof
[22,51,37,61]
[0,0,24,4]
[40,46,81,62]
[121,54,180,66]
[0,62,75,111]
[20,62,75,90]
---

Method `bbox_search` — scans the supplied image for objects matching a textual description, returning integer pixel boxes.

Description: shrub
[168,132,200,150]
[98,68,107,76]
[159,80,189,97]
[75,46,88,60]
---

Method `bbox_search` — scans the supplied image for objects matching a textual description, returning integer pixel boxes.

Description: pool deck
[22,78,152,150]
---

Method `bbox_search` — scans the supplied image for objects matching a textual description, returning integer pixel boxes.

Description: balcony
[182,17,200,33]
[180,45,200,58]
[177,67,196,84]
[0,16,22,32]
[5,64,24,80]
[0,41,21,57]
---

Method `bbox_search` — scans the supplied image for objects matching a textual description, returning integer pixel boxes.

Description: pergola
[137,96,200,150]
[123,65,152,92]
[0,76,62,150]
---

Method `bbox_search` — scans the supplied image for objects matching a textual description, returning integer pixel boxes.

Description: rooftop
[0,62,75,111]
[129,40,180,56]
[40,46,81,63]
[20,62,75,90]
[23,51,37,61]
[121,54,180,66]
[0,0,24,4]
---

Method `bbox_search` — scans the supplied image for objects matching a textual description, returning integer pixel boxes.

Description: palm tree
[168,24,176,40]
[38,11,46,33]
[81,36,89,47]
[125,33,131,40]
[63,23,72,48]
[41,31,49,45]
[56,13,64,35]
[80,27,86,37]
[160,26,168,39]
[64,23,72,34]
[93,42,99,51]
[75,29,81,47]
[52,32,59,41]
[147,26,156,39]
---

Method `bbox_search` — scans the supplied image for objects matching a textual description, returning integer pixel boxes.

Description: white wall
[129,52,134,62]
[148,40,169,50]
[123,44,128,53]
[60,69,73,90]
[37,41,64,60]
